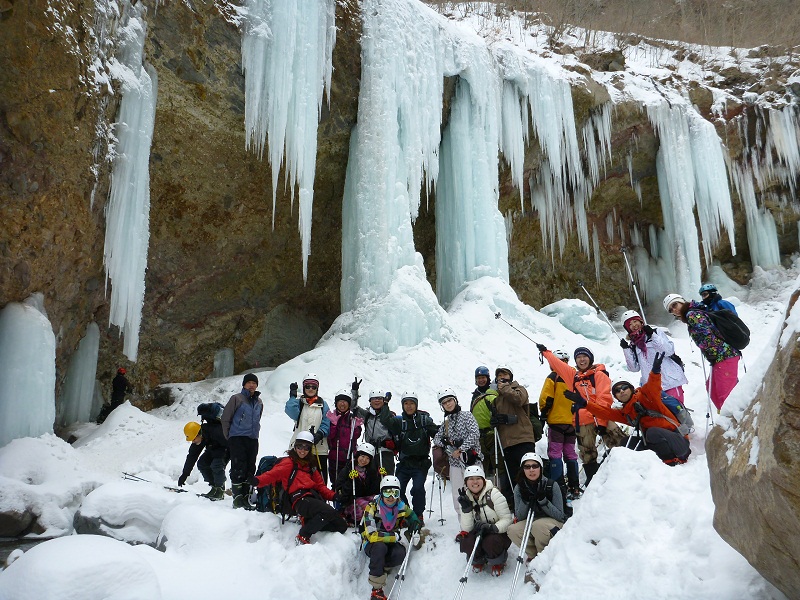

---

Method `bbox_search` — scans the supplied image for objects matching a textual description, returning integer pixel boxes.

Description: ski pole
[577,281,622,340]
[507,508,534,600]
[386,532,419,600]
[453,533,483,600]
[620,246,647,323]
[493,431,501,488]
[122,472,149,482]
[702,355,716,433]
[438,475,446,525]
[493,311,541,345]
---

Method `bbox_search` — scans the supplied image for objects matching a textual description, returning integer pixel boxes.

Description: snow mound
[540,298,616,342]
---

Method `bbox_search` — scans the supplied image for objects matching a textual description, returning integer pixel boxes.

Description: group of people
[172,281,741,599]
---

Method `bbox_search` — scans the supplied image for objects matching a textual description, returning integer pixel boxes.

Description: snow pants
[197,450,228,487]
[546,424,578,481]
[624,427,690,463]
[449,464,465,516]
[365,541,406,588]
[708,356,740,410]
[396,462,428,518]
[460,530,511,565]
[576,421,625,464]
[228,436,258,485]
[295,497,348,539]
[507,517,563,558]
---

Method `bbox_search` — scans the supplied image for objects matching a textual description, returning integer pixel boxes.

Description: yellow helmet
[184,422,201,441]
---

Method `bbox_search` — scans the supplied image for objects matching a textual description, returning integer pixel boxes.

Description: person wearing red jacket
[250,431,348,545]
[573,352,691,466]
[537,345,625,493]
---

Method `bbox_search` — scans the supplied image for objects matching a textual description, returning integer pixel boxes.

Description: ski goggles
[381,488,400,499]
[294,442,313,451]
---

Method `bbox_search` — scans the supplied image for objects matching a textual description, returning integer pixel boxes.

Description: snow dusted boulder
[155,502,264,551]
[707,289,800,599]
[0,534,161,599]
[540,299,615,342]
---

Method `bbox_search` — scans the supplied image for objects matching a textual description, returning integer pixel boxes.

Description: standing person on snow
[537,345,625,494]
[664,293,741,411]
[699,283,738,314]
[538,350,581,494]
[98,367,133,423]
[470,365,499,479]
[490,365,537,508]
[573,353,692,465]
[250,431,348,545]
[326,387,363,482]
[361,475,421,600]
[386,392,439,523]
[620,310,688,403]
[222,373,264,509]
[353,390,397,476]
[334,441,380,525]
[177,402,229,500]
[507,453,566,561]
[286,374,332,483]
[456,464,513,577]
[433,388,483,518]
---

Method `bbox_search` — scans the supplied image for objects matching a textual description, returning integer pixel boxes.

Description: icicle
[500,81,528,209]
[730,164,781,268]
[592,225,600,283]
[241,0,336,282]
[104,1,157,362]
[58,323,100,426]
[606,213,615,243]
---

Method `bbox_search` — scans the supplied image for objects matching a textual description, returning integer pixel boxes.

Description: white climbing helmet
[519,452,544,468]
[295,431,315,445]
[369,389,385,400]
[356,442,376,458]
[380,475,401,490]
[495,365,514,380]
[437,388,457,403]
[663,293,686,312]
[554,350,569,361]
[463,465,486,480]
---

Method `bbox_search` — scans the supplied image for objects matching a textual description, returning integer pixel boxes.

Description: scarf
[378,497,401,531]
[629,329,648,357]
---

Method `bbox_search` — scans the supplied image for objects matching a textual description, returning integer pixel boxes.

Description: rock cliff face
[706,290,800,599]
[1,0,798,397]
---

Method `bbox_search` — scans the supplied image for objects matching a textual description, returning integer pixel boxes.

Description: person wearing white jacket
[620,311,688,403]
[456,465,513,577]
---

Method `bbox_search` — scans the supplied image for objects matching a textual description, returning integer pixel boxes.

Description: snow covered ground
[0,269,795,599]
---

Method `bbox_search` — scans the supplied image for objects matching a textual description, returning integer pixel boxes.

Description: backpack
[255,456,313,521]
[659,393,695,436]
[545,480,572,521]
[197,402,224,422]
[695,307,750,350]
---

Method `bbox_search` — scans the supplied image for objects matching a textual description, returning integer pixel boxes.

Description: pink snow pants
[708,356,740,410]
[664,386,684,404]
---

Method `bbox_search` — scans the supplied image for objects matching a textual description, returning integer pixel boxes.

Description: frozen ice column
[58,323,100,427]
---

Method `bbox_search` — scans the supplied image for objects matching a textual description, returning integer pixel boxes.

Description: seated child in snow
[334,441,380,525]
[362,475,421,600]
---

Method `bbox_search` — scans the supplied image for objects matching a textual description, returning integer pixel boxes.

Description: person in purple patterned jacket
[664,294,741,411]
[327,388,363,482]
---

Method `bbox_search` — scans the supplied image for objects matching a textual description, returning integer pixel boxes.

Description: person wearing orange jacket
[250,431,348,545]
[571,353,691,466]
[536,345,625,494]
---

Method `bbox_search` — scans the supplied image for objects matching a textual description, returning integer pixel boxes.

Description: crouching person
[507,453,565,561]
[335,442,380,526]
[250,431,348,545]
[362,476,421,600]
[178,405,229,500]
[576,353,691,466]
[456,465,512,576]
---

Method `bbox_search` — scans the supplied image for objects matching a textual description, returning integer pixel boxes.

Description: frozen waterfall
[58,323,100,427]
[103,2,157,362]
[241,0,335,283]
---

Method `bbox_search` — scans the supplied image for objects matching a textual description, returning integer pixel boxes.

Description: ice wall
[104,2,157,361]
[58,323,100,426]
[0,296,56,447]
[241,0,336,282]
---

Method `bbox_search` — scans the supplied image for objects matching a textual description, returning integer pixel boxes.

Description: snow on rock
[156,502,263,550]
[539,298,616,342]
[0,534,162,600]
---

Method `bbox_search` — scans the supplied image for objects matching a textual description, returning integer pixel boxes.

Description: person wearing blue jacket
[699,283,737,314]
[221,373,264,509]
[285,373,332,483]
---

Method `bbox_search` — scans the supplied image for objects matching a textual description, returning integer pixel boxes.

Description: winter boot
[295,534,311,545]
[370,589,387,600]
[565,459,581,491]
[232,484,255,510]
[471,563,485,574]
[491,564,505,577]
[582,460,600,487]
[201,486,225,501]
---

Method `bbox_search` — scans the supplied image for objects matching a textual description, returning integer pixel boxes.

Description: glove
[651,352,665,374]
[489,414,509,427]
[289,382,298,398]
[349,469,359,480]
[352,377,362,392]
[248,476,260,487]
[385,392,392,402]
[409,519,421,533]
[596,425,607,436]
[563,390,583,403]
[457,488,473,513]
[620,338,630,349]
[478,522,498,536]
[634,402,647,416]
[455,531,467,543]
[177,474,187,487]
[384,439,396,451]
[313,429,325,444]
[536,343,547,353]
[643,325,655,337]
[451,438,463,448]
[535,480,548,503]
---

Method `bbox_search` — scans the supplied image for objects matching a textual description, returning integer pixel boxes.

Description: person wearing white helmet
[334,441,380,525]
[353,388,398,476]
[620,310,688,403]
[432,389,483,516]
[538,350,581,496]
[362,475,422,599]
[664,293,742,411]
[222,373,264,509]
[286,373,332,483]
[385,392,439,524]
[507,453,566,562]
[470,366,500,480]
[326,387,363,484]
[456,464,513,577]
[250,431,347,545]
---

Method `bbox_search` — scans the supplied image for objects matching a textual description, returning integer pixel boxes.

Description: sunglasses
[613,385,632,396]
[381,488,400,499]
[295,442,312,451]
[304,385,318,390]
[522,463,541,470]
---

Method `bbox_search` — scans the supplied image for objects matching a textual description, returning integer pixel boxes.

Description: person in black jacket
[334,442,381,525]
[97,367,133,424]
[178,403,230,500]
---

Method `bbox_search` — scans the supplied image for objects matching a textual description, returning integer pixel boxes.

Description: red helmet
[117,367,126,375]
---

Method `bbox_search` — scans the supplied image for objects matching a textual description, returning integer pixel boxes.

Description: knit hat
[612,380,634,397]
[574,347,594,364]
[242,373,258,386]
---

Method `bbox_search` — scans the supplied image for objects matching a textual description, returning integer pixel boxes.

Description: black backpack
[255,456,314,522]
[695,308,750,350]
[197,402,224,422]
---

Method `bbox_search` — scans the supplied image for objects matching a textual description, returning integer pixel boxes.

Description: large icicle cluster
[58,323,100,427]
[241,0,336,282]
[0,295,56,447]
[103,1,157,361]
